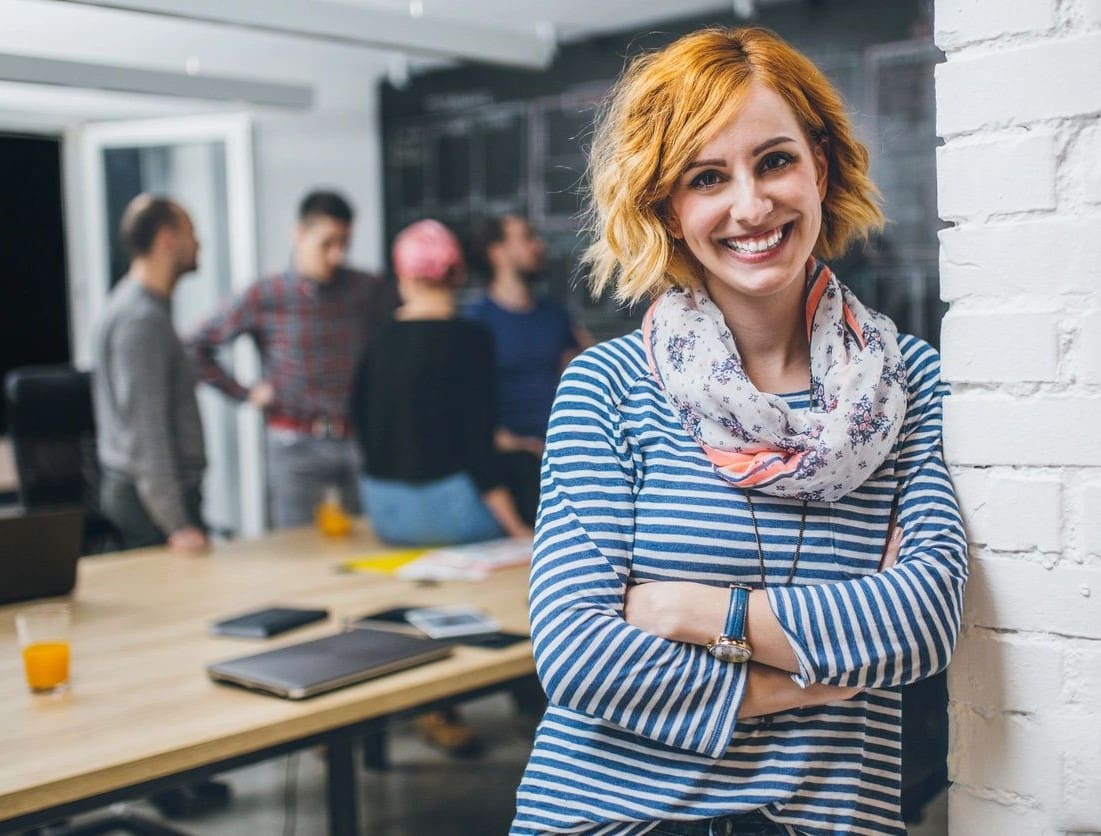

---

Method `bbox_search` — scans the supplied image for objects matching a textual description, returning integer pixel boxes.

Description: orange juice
[22,641,70,691]
[315,487,352,537]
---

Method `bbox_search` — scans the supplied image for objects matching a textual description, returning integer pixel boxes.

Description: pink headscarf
[391,219,465,286]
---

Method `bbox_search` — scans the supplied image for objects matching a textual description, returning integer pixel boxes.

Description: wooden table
[0,524,534,834]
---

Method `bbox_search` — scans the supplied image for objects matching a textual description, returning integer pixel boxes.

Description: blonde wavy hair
[583,26,884,305]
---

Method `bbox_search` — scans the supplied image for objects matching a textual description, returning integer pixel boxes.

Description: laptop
[0,506,85,605]
[206,626,452,700]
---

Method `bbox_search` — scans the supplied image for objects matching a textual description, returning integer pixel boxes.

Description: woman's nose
[727,181,773,227]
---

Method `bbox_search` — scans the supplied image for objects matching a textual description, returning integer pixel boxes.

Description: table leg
[324,735,360,836]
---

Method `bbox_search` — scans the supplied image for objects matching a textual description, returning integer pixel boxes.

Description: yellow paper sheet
[341,548,429,574]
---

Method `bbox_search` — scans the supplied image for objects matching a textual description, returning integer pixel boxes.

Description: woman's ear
[663,205,684,240]
[814,139,829,201]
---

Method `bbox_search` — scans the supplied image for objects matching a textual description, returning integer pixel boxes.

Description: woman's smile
[719,222,792,261]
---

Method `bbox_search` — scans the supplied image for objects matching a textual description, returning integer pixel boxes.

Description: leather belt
[267,415,350,440]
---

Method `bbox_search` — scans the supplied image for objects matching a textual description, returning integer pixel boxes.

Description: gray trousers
[264,429,361,529]
[100,467,204,550]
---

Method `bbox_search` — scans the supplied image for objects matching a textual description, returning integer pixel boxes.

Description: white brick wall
[936,0,1101,832]
[939,218,1101,300]
[937,132,1057,219]
[940,310,1060,382]
[935,34,1101,135]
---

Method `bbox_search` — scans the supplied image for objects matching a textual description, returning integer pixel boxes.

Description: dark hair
[118,195,180,258]
[468,215,516,275]
[298,190,355,225]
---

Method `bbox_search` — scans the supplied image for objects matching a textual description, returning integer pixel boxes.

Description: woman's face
[666,81,828,312]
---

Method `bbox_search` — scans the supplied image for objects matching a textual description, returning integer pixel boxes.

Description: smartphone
[403,606,500,639]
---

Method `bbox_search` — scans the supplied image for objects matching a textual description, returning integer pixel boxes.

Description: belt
[267,415,350,440]
[652,810,784,836]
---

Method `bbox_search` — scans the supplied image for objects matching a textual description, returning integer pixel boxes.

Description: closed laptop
[0,506,84,605]
[206,627,452,699]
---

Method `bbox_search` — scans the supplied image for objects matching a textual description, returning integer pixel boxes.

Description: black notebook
[210,606,329,638]
[205,627,452,699]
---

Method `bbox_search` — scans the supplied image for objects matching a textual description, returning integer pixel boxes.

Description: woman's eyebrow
[683,157,725,172]
[752,135,797,155]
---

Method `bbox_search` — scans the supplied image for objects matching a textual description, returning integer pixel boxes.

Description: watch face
[708,639,752,663]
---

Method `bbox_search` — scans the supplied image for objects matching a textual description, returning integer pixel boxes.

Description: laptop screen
[0,506,84,604]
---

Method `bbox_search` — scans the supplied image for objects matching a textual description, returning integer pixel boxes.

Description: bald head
[119,194,199,278]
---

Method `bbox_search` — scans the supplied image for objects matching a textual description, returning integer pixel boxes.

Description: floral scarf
[642,258,907,503]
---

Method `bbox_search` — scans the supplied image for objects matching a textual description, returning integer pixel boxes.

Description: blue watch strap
[723,585,750,641]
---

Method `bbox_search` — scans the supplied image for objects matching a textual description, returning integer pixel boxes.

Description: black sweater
[350,318,503,491]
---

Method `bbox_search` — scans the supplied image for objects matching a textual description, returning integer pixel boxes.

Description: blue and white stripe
[511,330,967,836]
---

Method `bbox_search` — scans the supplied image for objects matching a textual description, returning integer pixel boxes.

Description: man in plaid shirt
[188,191,398,528]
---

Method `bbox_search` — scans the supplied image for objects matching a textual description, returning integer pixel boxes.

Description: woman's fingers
[879,525,903,571]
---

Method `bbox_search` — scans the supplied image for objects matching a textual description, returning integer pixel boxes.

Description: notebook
[205,627,452,699]
[0,505,85,605]
[210,606,329,638]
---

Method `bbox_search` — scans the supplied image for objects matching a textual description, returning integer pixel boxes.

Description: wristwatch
[706,584,753,663]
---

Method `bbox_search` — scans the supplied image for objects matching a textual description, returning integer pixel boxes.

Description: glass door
[65,114,264,538]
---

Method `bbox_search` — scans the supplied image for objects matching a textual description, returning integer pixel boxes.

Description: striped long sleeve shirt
[511,330,967,836]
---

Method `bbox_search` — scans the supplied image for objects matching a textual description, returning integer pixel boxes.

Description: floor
[56,692,949,836]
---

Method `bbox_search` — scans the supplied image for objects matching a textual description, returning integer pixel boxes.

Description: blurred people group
[91,191,581,563]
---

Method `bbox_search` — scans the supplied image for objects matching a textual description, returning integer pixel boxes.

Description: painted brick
[937,133,1057,220]
[1076,479,1101,555]
[940,310,1059,382]
[939,218,1101,300]
[936,33,1101,135]
[1063,643,1101,707]
[1084,0,1101,27]
[1073,122,1101,204]
[962,555,1101,638]
[947,787,1048,836]
[948,628,1064,712]
[949,705,1054,798]
[1052,716,1101,829]
[951,469,1061,552]
[935,0,1056,49]
[944,395,1101,466]
[1076,310,1101,385]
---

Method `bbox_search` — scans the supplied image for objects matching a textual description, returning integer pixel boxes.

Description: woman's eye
[688,170,722,189]
[760,152,794,173]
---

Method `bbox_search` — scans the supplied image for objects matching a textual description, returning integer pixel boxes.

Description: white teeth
[725,227,784,254]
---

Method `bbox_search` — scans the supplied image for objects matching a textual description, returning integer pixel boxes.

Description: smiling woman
[511,26,966,836]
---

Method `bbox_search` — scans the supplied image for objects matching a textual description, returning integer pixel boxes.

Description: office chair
[4,365,122,554]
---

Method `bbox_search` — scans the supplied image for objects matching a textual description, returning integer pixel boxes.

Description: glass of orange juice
[315,485,352,538]
[15,603,71,694]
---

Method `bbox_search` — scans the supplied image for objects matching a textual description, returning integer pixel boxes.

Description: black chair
[4,365,122,554]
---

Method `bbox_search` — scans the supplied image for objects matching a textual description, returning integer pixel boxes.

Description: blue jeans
[358,472,503,546]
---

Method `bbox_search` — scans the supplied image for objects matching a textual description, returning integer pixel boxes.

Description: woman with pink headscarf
[349,219,532,547]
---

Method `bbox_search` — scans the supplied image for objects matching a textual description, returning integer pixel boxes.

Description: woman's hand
[738,663,863,719]
[879,523,903,571]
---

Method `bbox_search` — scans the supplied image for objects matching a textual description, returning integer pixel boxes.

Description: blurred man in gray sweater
[93,194,208,553]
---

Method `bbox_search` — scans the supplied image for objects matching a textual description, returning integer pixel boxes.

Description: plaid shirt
[187,267,398,426]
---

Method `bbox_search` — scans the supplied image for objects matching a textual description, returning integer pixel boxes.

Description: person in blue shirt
[465,215,592,522]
